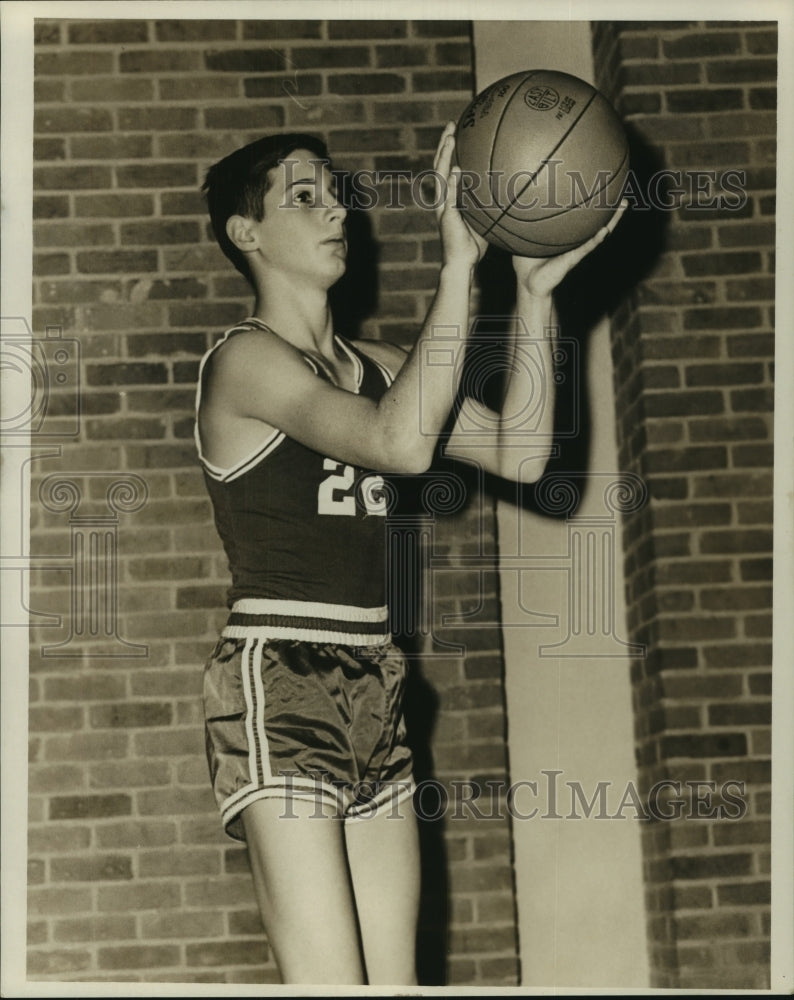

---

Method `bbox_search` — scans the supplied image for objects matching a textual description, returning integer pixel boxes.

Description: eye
[294,189,315,206]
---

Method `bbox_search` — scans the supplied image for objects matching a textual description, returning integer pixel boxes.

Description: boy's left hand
[513,200,628,297]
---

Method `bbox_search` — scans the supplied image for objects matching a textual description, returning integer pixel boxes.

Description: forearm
[499,286,557,447]
[375,259,475,472]
[443,286,558,483]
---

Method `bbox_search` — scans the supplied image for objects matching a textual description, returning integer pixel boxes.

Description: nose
[329,191,347,223]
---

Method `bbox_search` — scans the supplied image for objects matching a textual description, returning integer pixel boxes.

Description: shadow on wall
[469,124,668,516]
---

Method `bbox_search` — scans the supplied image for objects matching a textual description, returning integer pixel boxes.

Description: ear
[225,215,260,254]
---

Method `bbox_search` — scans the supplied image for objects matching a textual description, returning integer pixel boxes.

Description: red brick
[97,943,180,970]
[141,909,224,939]
[89,702,173,729]
[116,163,197,188]
[35,50,114,75]
[50,854,133,882]
[622,92,662,115]
[666,89,743,113]
[186,940,268,967]
[732,443,774,468]
[702,643,772,669]
[328,72,407,95]
[34,77,64,101]
[36,106,113,133]
[33,137,66,161]
[662,32,741,58]
[72,134,153,160]
[412,20,469,38]
[120,49,201,73]
[137,786,216,816]
[27,948,92,975]
[329,21,408,39]
[49,794,132,820]
[706,59,777,84]
[35,164,112,190]
[139,847,221,877]
[669,852,753,880]
[43,731,128,761]
[203,105,285,129]
[96,820,178,849]
[683,308,763,331]
[242,20,322,39]
[71,77,154,102]
[708,702,771,726]
[621,62,701,86]
[155,19,236,41]
[745,30,778,55]
[699,530,772,555]
[676,911,753,937]
[688,417,768,442]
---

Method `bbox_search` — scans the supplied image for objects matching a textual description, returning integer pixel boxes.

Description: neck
[252,273,335,354]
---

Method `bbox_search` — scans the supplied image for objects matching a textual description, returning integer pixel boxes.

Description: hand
[433,121,489,269]
[513,200,628,297]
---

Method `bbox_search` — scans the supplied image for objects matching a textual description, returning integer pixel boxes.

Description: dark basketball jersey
[195,318,396,645]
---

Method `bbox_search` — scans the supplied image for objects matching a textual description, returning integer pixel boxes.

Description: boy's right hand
[433,121,488,270]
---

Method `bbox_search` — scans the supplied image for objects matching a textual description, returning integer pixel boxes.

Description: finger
[604,198,629,234]
[570,199,629,259]
[437,165,459,218]
[433,129,456,179]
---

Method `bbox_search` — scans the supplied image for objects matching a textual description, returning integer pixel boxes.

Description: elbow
[499,450,553,484]
[383,438,434,476]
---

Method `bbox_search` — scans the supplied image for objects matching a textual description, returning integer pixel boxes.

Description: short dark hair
[202,133,330,284]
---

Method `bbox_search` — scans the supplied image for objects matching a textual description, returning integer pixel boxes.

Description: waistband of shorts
[221,597,391,647]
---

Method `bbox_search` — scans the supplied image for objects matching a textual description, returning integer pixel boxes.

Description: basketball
[454,69,629,257]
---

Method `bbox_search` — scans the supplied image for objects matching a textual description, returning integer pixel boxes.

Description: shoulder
[202,326,311,402]
[207,325,297,376]
[349,338,408,379]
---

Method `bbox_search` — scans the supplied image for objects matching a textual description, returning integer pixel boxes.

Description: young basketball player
[196,122,624,985]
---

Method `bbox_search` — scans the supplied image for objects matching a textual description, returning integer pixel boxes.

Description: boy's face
[253,149,347,287]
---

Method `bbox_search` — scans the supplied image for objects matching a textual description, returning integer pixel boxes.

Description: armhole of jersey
[338,336,397,390]
[195,319,294,481]
[370,355,395,387]
[334,335,364,392]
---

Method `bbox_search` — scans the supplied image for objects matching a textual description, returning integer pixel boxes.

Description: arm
[204,123,485,476]
[445,203,628,483]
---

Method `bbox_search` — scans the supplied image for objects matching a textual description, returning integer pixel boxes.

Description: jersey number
[318,459,387,516]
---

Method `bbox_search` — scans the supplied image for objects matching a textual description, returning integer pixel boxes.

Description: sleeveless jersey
[195,318,396,645]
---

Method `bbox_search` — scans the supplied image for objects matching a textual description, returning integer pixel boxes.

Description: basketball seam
[482,85,600,244]
[500,142,629,225]
[486,68,540,190]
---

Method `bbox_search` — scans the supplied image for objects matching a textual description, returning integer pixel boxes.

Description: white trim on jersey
[200,430,286,483]
[368,355,396,387]
[334,334,364,391]
[231,597,389,622]
[222,624,391,646]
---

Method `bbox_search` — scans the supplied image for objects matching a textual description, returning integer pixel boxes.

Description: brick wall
[28,18,517,985]
[591,20,775,989]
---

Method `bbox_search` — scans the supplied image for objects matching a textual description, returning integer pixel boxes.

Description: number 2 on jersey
[317,459,387,516]
[317,459,356,515]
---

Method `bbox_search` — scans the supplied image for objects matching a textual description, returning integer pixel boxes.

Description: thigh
[242,796,365,985]
[344,799,421,986]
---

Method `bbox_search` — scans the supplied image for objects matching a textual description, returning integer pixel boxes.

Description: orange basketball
[454,69,629,256]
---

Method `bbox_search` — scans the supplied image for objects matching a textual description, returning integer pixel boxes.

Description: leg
[242,796,365,985]
[344,799,421,985]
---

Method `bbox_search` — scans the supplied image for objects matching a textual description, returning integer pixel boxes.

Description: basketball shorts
[203,634,415,842]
